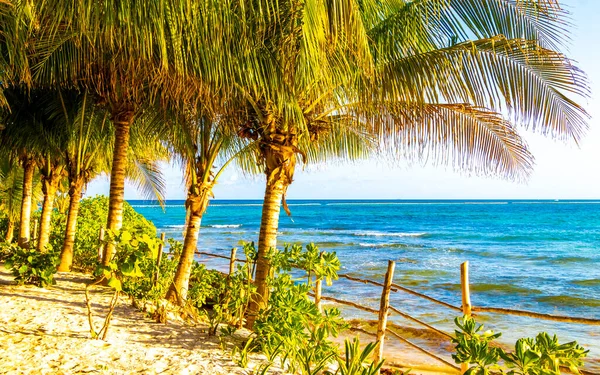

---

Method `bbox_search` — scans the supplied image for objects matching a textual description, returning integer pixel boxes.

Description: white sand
[0,265,462,375]
[0,266,275,375]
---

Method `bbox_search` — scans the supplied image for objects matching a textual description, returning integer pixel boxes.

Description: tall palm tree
[20,0,220,264]
[165,112,253,303]
[239,0,589,328]
[54,90,168,272]
[0,89,52,248]
[0,156,23,243]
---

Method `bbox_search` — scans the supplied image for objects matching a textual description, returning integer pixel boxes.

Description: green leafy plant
[48,195,156,272]
[452,316,589,375]
[328,337,384,375]
[452,316,503,375]
[231,337,257,368]
[5,246,58,287]
[253,243,346,375]
[85,230,159,340]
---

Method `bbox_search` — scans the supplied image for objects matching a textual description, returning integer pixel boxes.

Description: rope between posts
[472,306,600,325]
[385,329,460,371]
[308,293,379,314]
[388,306,454,339]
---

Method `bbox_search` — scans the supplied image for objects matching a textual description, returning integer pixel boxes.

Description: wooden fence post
[460,261,472,374]
[97,228,105,262]
[229,248,237,275]
[154,233,165,286]
[374,260,396,367]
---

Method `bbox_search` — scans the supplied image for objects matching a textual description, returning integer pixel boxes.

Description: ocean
[131,199,600,369]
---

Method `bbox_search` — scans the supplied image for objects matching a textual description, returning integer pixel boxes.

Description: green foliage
[452,316,588,375]
[96,230,160,294]
[231,337,257,369]
[189,242,257,333]
[4,246,58,287]
[452,316,503,374]
[86,230,160,340]
[253,243,346,375]
[49,195,156,272]
[0,241,14,261]
[327,337,384,375]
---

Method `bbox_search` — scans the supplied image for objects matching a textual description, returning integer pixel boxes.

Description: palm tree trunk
[37,175,60,251]
[102,111,134,265]
[166,213,203,304]
[244,173,288,329]
[18,158,35,248]
[5,220,14,243]
[57,177,84,272]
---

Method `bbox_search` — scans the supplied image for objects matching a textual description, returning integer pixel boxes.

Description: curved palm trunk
[37,175,60,251]
[102,112,134,265]
[18,158,35,248]
[5,220,14,243]
[57,178,84,272]
[245,139,297,329]
[166,214,203,304]
[166,191,210,304]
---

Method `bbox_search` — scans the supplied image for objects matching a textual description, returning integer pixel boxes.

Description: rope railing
[389,306,454,340]
[472,306,600,325]
[339,273,462,312]
[183,247,599,374]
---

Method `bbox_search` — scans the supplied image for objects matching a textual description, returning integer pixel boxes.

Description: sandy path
[0,266,269,375]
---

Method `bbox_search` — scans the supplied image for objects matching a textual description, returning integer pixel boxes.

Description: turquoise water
[132,199,600,368]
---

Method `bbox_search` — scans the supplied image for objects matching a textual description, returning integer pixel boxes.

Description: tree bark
[37,174,60,251]
[102,111,134,265]
[245,135,297,329]
[5,220,14,243]
[245,179,286,328]
[18,158,35,248]
[57,177,84,272]
[166,188,211,304]
[166,213,203,304]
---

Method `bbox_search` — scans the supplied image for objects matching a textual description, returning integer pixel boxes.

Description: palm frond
[368,103,534,180]
[378,37,589,141]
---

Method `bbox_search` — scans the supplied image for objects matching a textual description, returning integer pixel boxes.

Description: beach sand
[0,265,279,375]
[0,265,459,375]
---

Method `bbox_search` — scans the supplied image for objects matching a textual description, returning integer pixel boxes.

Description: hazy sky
[87,0,600,200]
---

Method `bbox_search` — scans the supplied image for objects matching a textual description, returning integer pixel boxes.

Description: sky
[86,0,600,200]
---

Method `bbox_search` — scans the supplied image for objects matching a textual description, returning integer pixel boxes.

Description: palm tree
[165,112,253,303]
[0,89,51,248]
[239,0,589,328]
[0,156,23,243]
[26,0,230,265]
[54,90,168,272]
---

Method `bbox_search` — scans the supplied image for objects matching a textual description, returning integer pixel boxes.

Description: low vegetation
[452,316,588,375]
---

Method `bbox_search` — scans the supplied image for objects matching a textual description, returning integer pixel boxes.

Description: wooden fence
[153,237,600,375]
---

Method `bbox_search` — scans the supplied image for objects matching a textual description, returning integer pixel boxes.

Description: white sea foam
[355,231,427,237]
[131,204,185,208]
[209,224,243,228]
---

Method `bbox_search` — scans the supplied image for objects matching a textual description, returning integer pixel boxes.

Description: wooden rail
[185,247,599,374]
[386,329,460,371]
[389,306,453,340]
[309,293,379,314]
[472,306,600,325]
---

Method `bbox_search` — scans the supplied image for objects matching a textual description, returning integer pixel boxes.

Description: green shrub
[49,195,156,272]
[253,243,346,375]
[0,241,14,261]
[452,316,588,375]
[123,238,179,304]
[86,230,161,339]
[5,246,59,287]
[327,337,384,375]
